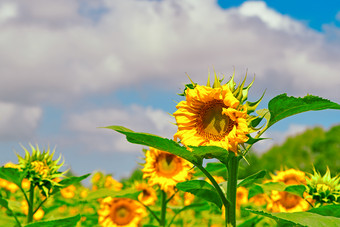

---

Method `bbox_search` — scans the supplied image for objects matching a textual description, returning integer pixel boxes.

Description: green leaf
[284,185,306,198]
[238,216,263,227]
[176,180,222,208]
[85,188,139,201]
[260,182,287,193]
[308,204,340,218]
[189,145,229,165]
[237,170,267,188]
[248,209,340,227]
[0,167,26,187]
[51,174,90,195]
[58,174,90,187]
[245,134,267,145]
[267,94,340,128]
[248,185,264,199]
[24,214,81,227]
[104,126,200,165]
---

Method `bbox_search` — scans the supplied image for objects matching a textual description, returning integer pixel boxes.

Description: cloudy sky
[0,0,339,179]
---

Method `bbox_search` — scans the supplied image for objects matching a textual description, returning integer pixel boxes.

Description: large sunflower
[174,79,251,154]
[142,147,193,192]
[98,197,146,227]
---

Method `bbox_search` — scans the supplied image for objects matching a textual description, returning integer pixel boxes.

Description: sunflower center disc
[158,153,180,177]
[198,101,232,140]
[114,205,133,225]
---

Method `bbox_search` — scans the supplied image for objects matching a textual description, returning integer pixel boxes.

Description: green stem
[225,153,239,227]
[196,165,230,208]
[27,182,35,224]
[160,190,167,227]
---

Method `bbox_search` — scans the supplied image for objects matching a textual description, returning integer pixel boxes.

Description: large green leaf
[176,180,222,208]
[267,94,340,128]
[24,214,80,227]
[0,167,26,187]
[308,204,340,218]
[237,170,267,188]
[249,209,340,227]
[284,185,306,198]
[104,126,200,165]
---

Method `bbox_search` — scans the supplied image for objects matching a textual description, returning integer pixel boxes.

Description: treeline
[239,124,340,178]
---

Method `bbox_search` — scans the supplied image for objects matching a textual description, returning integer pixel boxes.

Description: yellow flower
[174,83,249,154]
[271,169,307,185]
[249,193,269,206]
[142,147,193,193]
[236,186,248,208]
[104,175,123,191]
[21,200,45,221]
[267,191,310,213]
[184,192,195,206]
[98,197,146,227]
[21,178,31,189]
[135,182,157,206]
[31,160,50,178]
[60,185,76,199]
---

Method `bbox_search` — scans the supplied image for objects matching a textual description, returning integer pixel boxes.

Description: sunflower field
[1,73,340,227]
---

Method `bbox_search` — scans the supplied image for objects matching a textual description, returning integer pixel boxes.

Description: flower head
[267,191,310,213]
[306,167,340,206]
[271,169,307,185]
[174,72,263,154]
[142,147,193,193]
[98,197,146,227]
[135,182,157,206]
[17,144,66,196]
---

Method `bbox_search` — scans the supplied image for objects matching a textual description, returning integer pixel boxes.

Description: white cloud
[0,102,42,141]
[65,105,176,153]
[0,0,340,106]
[0,2,18,24]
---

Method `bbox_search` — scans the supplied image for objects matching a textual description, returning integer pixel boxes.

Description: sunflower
[135,182,157,206]
[98,197,146,227]
[142,147,193,192]
[60,185,76,199]
[236,186,249,209]
[267,191,310,213]
[173,74,262,154]
[271,169,307,185]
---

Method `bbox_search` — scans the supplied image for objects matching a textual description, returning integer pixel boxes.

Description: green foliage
[237,170,267,188]
[249,207,340,227]
[176,180,222,208]
[194,162,227,178]
[24,214,80,227]
[0,167,26,188]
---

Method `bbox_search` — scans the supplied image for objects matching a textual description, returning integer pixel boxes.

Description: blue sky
[0,0,339,180]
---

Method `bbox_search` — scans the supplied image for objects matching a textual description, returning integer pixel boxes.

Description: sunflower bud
[17,144,66,196]
[306,167,340,206]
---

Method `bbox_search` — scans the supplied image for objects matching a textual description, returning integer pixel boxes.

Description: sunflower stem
[196,165,230,208]
[160,190,167,226]
[225,153,239,227]
[27,181,35,224]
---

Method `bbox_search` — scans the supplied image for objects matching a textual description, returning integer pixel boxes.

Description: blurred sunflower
[271,169,307,185]
[142,147,193,193]
[60,185,76,199]
[267,191,310,213]
[267,168,310,212]
[236,186,248,209]
[21,200,45,221]
[174,73,263,154]
[98,197,146,227]
[104,175,123,191]
[135,182,157,206]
